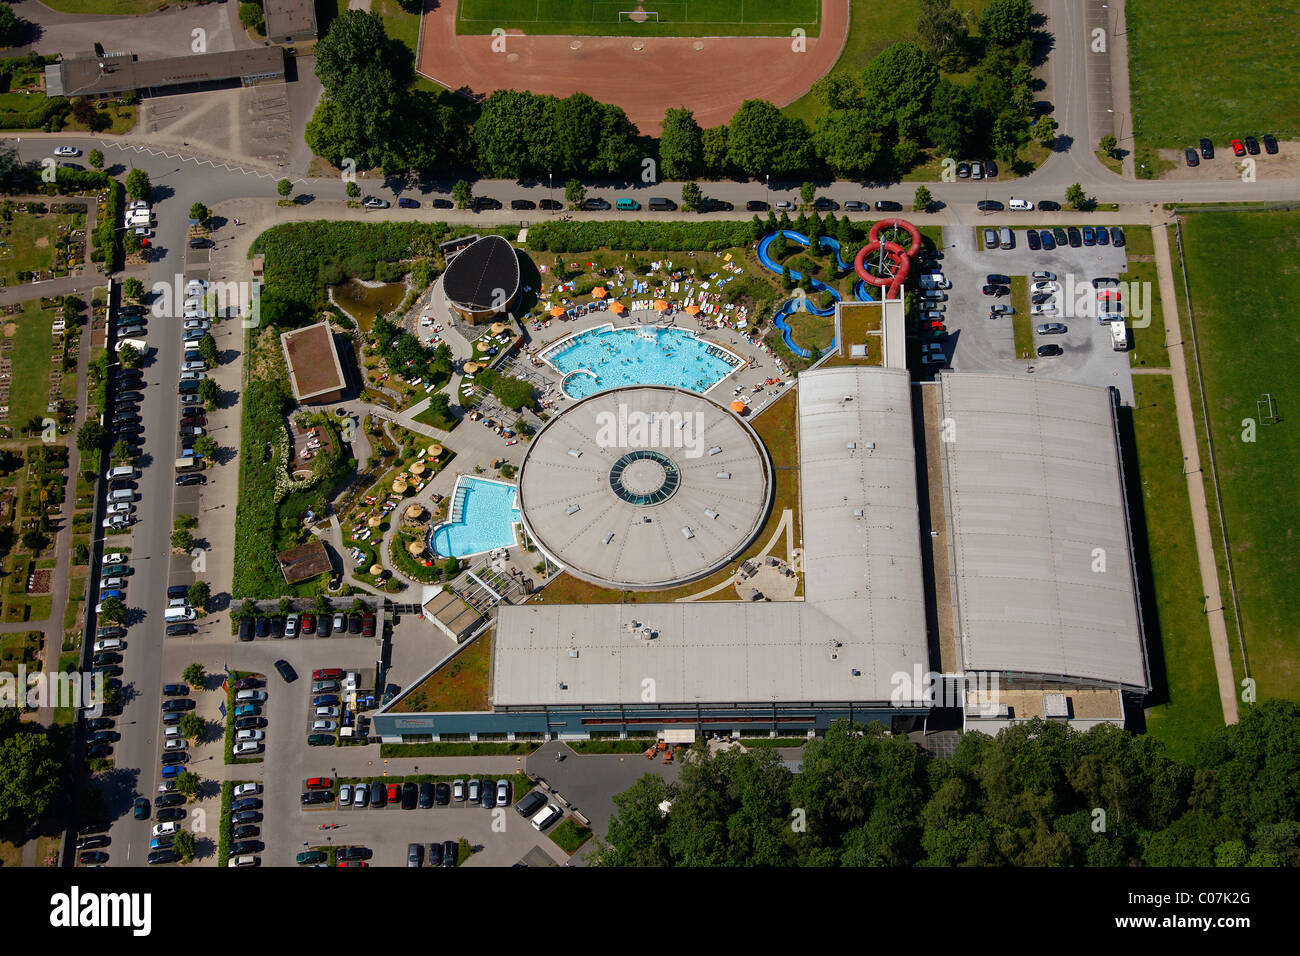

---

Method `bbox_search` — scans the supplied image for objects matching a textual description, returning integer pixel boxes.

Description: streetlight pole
[765,174,770,210]
[548,173,553,215]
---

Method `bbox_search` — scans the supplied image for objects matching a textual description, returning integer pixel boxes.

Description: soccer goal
[618,10,661,23]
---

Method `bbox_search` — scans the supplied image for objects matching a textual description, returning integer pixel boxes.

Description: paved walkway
[1149,213,1238,724]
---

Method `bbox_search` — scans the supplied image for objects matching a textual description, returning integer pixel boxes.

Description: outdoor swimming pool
[429,476,521,559]
[542,325,739,398]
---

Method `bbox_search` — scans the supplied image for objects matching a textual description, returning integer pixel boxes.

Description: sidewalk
[1149,214,1238,724]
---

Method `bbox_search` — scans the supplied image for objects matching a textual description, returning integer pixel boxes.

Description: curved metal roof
[441,235,521,312]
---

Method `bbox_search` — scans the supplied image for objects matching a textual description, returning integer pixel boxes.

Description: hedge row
[231,375,293,598]
[525,220,760,253]
[252,221,519,308]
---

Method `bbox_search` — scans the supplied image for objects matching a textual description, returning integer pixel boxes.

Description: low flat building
[421,587,483,643]
[280,321,348,405]
[276,538,332,586]
[46,48,285,98]
[264,0,319,43]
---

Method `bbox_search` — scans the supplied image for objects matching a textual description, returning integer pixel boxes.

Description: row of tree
[594,700,1300,867]
[307,1,1040,182]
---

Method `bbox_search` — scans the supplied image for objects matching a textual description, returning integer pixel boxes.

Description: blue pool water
[430,477,521,558]
[545,326,736,398]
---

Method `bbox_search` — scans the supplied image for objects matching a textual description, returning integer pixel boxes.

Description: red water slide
[853,219,923,299]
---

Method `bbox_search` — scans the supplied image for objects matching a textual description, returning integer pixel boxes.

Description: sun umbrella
[591,287,607,298]
[463,362,480,374]
[730,401,746,413]
[609,302,625,314]
[404,504,425,521]
[370,564,384,577]
[410,461,426,476]
[489,321,507,335]
[653,299,668,311]
[407,539,426,557]
[685,304,700,315]
[549,306,565,317]
[367,514,382,527]
[427,441,444,457]
[392,479,408,494]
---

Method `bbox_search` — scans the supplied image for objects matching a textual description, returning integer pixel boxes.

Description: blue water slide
[755,230,875,358]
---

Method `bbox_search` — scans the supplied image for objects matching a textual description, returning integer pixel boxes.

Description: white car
[102,515,131,530]
[1031,271,1056,282]
[164,738,187,750]
[315,706,338,719]
[132,227,153,238]
[233,783,262,798]
[233,741,263,756]
[178,370,205,383]
[103,552,128,565]
[106,502,134,515]
[181,361,206,373]
[127,199,150,211]
[1031,303,1059,316]
[164,726,182,739]
[338,784,352,804]
[166,607,196,622]
[185,278,207,294]
[183,318,209,331]
[55,145,81,157]
[152,822,178,837]
[530,803,563,832]
[1030,281,1058,295]
[93,638,124,652]
[312,720,338,732]
[235,729,265,742]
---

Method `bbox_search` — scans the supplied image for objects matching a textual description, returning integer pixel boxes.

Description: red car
[306,777,332,790]
[1230,139,1246,157]
[312,668,344,681]
[1096,289,1122,301]
[301,614,316,634]
[387,783,400,803]
[927,320,944,330]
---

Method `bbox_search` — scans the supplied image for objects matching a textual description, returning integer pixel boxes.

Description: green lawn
[1125,378,1222,759]
[456,0,822,37]
[2,301,56,431]
[783,0,988,124]
[1177,209,1300,702]
[1008,275,1032,359]
[1127,0,1300,150]
[34,0,165,11]
[1119,228,1167,368]
[0,212,81,285]
[548,816,592,854]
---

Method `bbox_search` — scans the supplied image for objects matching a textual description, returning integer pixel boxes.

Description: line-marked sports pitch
[456,0,822,37]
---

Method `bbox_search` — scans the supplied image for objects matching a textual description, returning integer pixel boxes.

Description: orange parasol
[685,304,700,315]
[549,306,565,317]
[653,299,668,311]
[591,287,607,298]
[729,401,746,413]
[609,302,625,314]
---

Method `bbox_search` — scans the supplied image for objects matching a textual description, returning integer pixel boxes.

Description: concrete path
[1149,214,1238,724]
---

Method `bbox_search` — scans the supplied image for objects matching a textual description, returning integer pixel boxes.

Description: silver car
[1035,322,1068,335]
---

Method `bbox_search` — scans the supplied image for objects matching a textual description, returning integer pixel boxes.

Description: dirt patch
[34,237,49,249]
[1156,139,1298,182]
[418,0,848,134]
[29,569,53,594]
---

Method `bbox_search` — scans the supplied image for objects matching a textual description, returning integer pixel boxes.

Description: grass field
[456,0,822,36]
[0,212,81,286]
[32,0,163,12]
[1177,209,1300,703]
[1124,378,1222,759]
[1127,0,1300,150]
[2,301,56,431]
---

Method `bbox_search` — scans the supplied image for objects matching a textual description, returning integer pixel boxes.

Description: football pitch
[455,0,822,37]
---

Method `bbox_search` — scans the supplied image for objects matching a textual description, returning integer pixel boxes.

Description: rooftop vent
[681,527,695,540]
[708,446,722,456]
[716,472,731,480]
[602,532,614,544]
[704,508,718,519]
[565,504,580,516]
[567,448,582,459]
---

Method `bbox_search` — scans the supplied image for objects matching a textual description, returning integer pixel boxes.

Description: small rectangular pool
[430,476,521,559]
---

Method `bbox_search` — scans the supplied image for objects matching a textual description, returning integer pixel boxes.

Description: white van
[530,803,563,832]
[919,273,950,290]
[93,638,124,652]
[106,466,137,482]
[1008,198,1034,211]
[108,488,135,503]
[232,854,260,867]
[164,607,196,623]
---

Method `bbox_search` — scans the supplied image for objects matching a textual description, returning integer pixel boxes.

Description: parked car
[1037,344,1064,357]
[397,197,420,208]
[874,200,903,212]
[1199,138,1214,159]
[302,790,334,806]
[583,197,611,210]
[976,200,1003,212]
[1036,323,1068,335]
[1110,227,1126,247]
[1185,148,1200,167]
[983,228,998,248]
[435,782,452,806]
[362,196,390,209]
[274,659,297,682]
[1262,134,1278,155]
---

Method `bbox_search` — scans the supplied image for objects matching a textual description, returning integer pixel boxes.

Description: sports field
[1177,208,1300,704]
[455,0,822,37]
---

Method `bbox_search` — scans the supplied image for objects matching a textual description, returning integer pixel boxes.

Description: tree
[88,149,104,170]
[812,109,884,178]
[279,596,294,614]
[276,178,292,198]
[76,420,104,456]
[914,185,933,212]
[170,529,193,552]
[188,201,210,224]
[926,79,980,158]
[564,178,585,209]
[192,435,218,460]
[590,775,675,867]
[116,343,141,369]
[187,581,210,610]
[860,42,940,141]
[315,594,333,616]
[980,0,1032,47]
[1065,182,1089,210]
[1099,134,1117,157]
[121,230,142,255]
[727,99,810,178]
[238,1,265,34]
[121,276,144,301]
[659,107,704,180]
[21,529,46,553]
[179,712,205,741]
[97,596,126,624]
[452,179,473,209]
[680,181,702,212]
[199,377,219,410]
[171,827,196,863]
[492,375,534,410]
[441,556,459,579]
[125,168,151,201]
[182,662,206,687]
[701,125,729,174]
[345,181,360,199]
[916,0,968,62]
[800,181,816,208]
[0,728,62,830]
[199,332,218,367]
[315,9,412,94]
[1033,115,1058,147]
[471,89,558,178]
[174,771,201,797]
[111,440,133,463]
[0,5,21,50]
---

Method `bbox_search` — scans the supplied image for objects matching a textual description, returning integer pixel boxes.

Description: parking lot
[928,225,1135,404]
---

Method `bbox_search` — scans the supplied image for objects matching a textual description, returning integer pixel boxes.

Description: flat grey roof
[50,48,284,97]
[938,373,1147,689]
[263,0,319,39]
[517,386,770,589]
[493,367,930,706]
